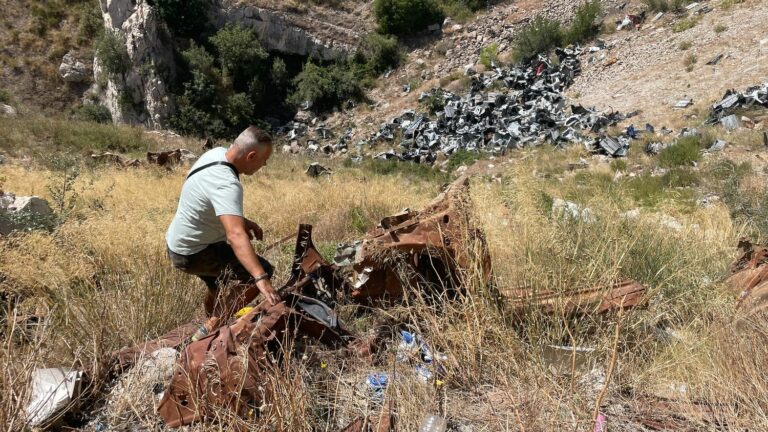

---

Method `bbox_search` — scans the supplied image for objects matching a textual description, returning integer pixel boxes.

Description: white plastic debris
[26,368,83,427]
[552,198,595,223]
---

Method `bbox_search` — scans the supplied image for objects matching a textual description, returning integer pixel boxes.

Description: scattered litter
[305,162,332,177]
[552,198,595,222]
[146,149,197,167]
[645,142,667,155]
[420,414,448,432]
[674,98,693,109]
[720,114,742,131]
[26,368,83,427]
[365,372,389,405]
[651,12,664,22]
[706,139,727,152]
[705,53,724,66]
[707,82,768,124]
[685,2,699,10]
[91,152,141,168]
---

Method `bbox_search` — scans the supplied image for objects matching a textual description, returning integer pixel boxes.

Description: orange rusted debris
[157,225,358,428]
[506,280,646,315]
[726,237,768,317]
[337,176,492,304]
[90,152,142,168]
[146,149,196,167]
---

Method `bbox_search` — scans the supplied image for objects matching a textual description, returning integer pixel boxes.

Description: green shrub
[270,58,289,91]
[224,93,255,132]
[154,0,211,38]
[96,30,130,76]
[662,167,700,187]
[210,24,268,84]
[76,4,103,45]
[479,43,499,68]
[563,0,602,45]
[289,62,365,112]
[0,89,9,104]
[439,0,488,22]
[71,104,113,124]
[714,24,727,33]
[355,158,449,183]
[658,136,702,167]
[181,42,218,79]
[673,16,700,33]
[373,0,445,35]
[513,15,563,62]
[30,1,66,35]
[355,33,402,75]
[420,89,447,114]
[678,40,692,50]
[684,53,697,72]
[446,149,480,172]
[643,0,690,11]
[610,159,628,172]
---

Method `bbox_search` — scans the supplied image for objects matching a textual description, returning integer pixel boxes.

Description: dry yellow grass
[2,130,768,430]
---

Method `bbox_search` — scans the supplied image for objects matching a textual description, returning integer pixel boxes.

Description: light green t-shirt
[166,147,243,255]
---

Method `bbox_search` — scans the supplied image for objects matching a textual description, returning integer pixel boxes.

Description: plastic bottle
[419,414,447,432]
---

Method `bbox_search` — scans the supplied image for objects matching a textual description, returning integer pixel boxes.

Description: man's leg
[211,256,275,318]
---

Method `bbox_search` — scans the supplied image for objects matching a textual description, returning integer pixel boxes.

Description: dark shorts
[167,242,274,291]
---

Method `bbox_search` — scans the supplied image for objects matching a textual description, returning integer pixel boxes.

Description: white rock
[59,51,90,83]
[0,104,17,118]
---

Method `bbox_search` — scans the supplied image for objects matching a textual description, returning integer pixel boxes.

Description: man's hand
[257,278,280,305]
[244,219,264,241]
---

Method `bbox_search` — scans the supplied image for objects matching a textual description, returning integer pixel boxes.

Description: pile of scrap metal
[333,176,492,304]
[276,47,632,162]
[706,81,768,124]
[367,47,631,163]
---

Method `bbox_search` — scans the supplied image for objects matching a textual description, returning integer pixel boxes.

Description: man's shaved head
[227,126,274,175]
[233,126,272,154]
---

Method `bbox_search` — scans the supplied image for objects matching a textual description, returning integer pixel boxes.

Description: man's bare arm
[219,214,280,305]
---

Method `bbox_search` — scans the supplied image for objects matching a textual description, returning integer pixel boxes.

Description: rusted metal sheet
[726,237,768,317]
[146,149,196,167]
[90,152,142,168]
[112,322,199,372]
[506,280,646,315]
[337,176,492,304]
[157,225,356,428]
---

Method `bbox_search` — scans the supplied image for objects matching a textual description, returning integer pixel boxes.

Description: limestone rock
[59,51,90,83]
[0,104,17,118]
[0,194,53,235]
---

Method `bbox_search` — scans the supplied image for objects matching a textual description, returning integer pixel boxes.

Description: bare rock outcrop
[93,0,175,129]
[59,51,90,83]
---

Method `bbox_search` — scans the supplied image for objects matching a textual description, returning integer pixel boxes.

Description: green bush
[30,1,66,36]
[96,30,130,76]
[289,62,365,112]
[658,136,702,168]
[210,24,268,85]
[479,43,499,68]
[71,104,113,124]
[154,0,211,38]
[439,0,488,22]
[563,0,602,46]
[661,167,700,187]
[224,93,255,132]
[356,33,402,75]
[643,0,690,12]
[446,149,480,172]
[513,15,563,62]
[270,58,289,91]
[0,89,10,104]
[373,0,445,35]
[76,4,103,45]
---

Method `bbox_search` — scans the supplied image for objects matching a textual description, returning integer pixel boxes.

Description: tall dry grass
[2,138,768,430]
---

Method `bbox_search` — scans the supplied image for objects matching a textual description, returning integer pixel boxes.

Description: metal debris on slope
[365,47,632,163]
[707,81,768,124]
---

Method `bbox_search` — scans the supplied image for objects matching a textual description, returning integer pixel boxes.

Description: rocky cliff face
[94,0,175,129]
[214,0,361,60]
[92,0,363,129]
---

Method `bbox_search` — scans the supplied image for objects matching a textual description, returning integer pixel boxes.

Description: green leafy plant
[96,30,130,76]
[479,43,499,68]
[373,0,445,35]
[71,104,113,124]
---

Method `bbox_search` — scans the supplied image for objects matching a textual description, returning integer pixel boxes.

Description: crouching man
[165,126,280,338]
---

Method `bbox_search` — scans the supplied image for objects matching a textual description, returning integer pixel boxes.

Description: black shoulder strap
[185,161,240,181]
